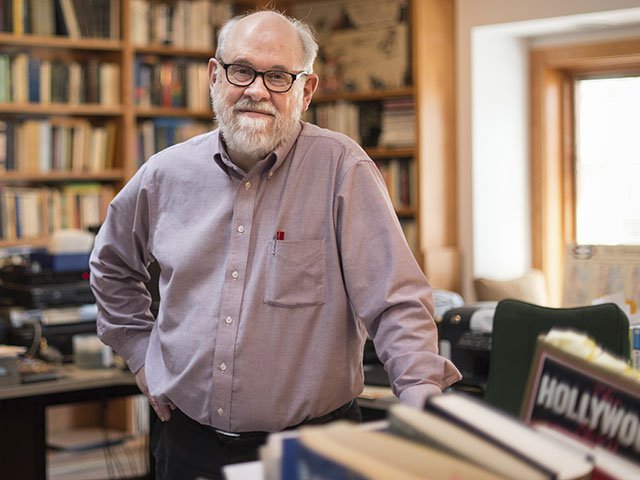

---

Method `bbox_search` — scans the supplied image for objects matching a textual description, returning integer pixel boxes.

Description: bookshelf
[0,0,225,247]
[0,0,123,247]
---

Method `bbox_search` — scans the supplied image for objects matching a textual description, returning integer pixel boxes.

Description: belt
[211,399,356,441]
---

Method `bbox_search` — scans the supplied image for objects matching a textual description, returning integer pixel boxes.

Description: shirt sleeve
[335,159,461,408]
[89,164,155,374]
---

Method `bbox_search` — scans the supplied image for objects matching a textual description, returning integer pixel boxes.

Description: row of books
[0,119,117,173]
[378,97,416,148]
[136,118,211,166]
[0,183,114,241]
[135,56,210,110]
[1,0,120,39]
[130,0,233,49]
[307,98,416,149]
[2,53,120,105]
[308,101,384,148]
[375,158,415,210]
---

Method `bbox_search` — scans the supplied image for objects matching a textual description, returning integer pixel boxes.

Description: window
[574,75,640,245]
[530,38,640,304]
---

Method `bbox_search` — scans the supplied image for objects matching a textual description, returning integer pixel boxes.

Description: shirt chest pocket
[264,239,326,307]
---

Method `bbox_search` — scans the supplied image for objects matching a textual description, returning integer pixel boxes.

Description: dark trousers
[150,400,362,480]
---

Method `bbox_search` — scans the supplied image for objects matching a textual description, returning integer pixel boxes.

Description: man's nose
[243,74,271,100]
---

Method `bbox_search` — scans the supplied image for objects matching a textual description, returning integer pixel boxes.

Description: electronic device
[438,304,496,396]
[0,254,94,309]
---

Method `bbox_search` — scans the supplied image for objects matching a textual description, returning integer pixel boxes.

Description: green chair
[483,299,630,418]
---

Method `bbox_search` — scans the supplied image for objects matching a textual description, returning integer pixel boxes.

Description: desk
[0,366,147,480]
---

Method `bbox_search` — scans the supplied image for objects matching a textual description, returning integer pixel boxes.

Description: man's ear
[302,74,319,112]
[208,58,219,97]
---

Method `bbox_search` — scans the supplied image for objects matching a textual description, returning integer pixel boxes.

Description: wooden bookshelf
[0,0,228,247]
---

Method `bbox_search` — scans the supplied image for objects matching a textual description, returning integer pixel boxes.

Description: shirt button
[231,270,239,279]
[225,316,233,324]
[219,363,227,371]
[217,408,224,416]
[237,225,245,233]
[244,181,251,189]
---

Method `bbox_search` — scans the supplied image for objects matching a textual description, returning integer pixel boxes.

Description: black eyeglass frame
[217,59,309,93]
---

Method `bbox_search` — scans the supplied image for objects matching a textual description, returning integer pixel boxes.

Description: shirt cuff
[398,383,442,409]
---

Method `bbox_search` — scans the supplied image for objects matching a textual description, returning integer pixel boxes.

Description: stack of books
[260,392,598,480]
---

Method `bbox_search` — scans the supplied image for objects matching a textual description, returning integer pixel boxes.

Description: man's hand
[135,366,176,422]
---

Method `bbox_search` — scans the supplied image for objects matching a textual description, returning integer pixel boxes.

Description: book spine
[632,326,640,370]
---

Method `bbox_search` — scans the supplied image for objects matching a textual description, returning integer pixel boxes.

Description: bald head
[216,10,318,72]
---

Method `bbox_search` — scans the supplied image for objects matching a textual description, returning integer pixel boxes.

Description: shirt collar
[212,122,303,178]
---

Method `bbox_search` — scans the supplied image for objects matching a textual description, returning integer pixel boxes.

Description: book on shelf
[58,0,81,38]
[291,420,504,480]
[29,0,56,36]
[402,391,595,480]
[11,52,29,103]
[0,54,11,102]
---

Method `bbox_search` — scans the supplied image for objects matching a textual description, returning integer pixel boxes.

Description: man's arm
[336,160,461,407]
[89,164,155,376]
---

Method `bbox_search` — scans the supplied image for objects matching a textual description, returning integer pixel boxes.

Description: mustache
[233,99,277,116]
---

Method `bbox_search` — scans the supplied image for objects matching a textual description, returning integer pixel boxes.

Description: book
[411,392,594,480]
[58,0,80,38]
[535,423,640,480]
[261,420,387,480]
[295,421,504,480]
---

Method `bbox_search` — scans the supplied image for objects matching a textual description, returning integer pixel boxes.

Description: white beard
[213,83,304,160]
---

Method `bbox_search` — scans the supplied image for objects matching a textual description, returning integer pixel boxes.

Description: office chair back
[483,299,630,418]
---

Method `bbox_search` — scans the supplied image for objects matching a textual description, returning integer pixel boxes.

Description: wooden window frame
[530,38,640,305]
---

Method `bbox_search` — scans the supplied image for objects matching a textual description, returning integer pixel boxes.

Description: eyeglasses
[218,60,308,93]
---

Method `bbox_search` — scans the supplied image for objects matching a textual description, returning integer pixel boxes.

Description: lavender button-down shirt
[90,121,461,432]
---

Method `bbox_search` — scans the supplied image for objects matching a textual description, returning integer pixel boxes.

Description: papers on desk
[222,460,263,480]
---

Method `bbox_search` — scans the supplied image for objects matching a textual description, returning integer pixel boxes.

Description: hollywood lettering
[533,371,640,459]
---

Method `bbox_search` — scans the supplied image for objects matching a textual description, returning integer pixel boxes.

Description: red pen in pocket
[273,230,285,254]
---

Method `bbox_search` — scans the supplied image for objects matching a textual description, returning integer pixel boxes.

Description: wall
[455,0,640,300]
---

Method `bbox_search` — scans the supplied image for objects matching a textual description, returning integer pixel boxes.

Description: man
[90,9,461,480]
